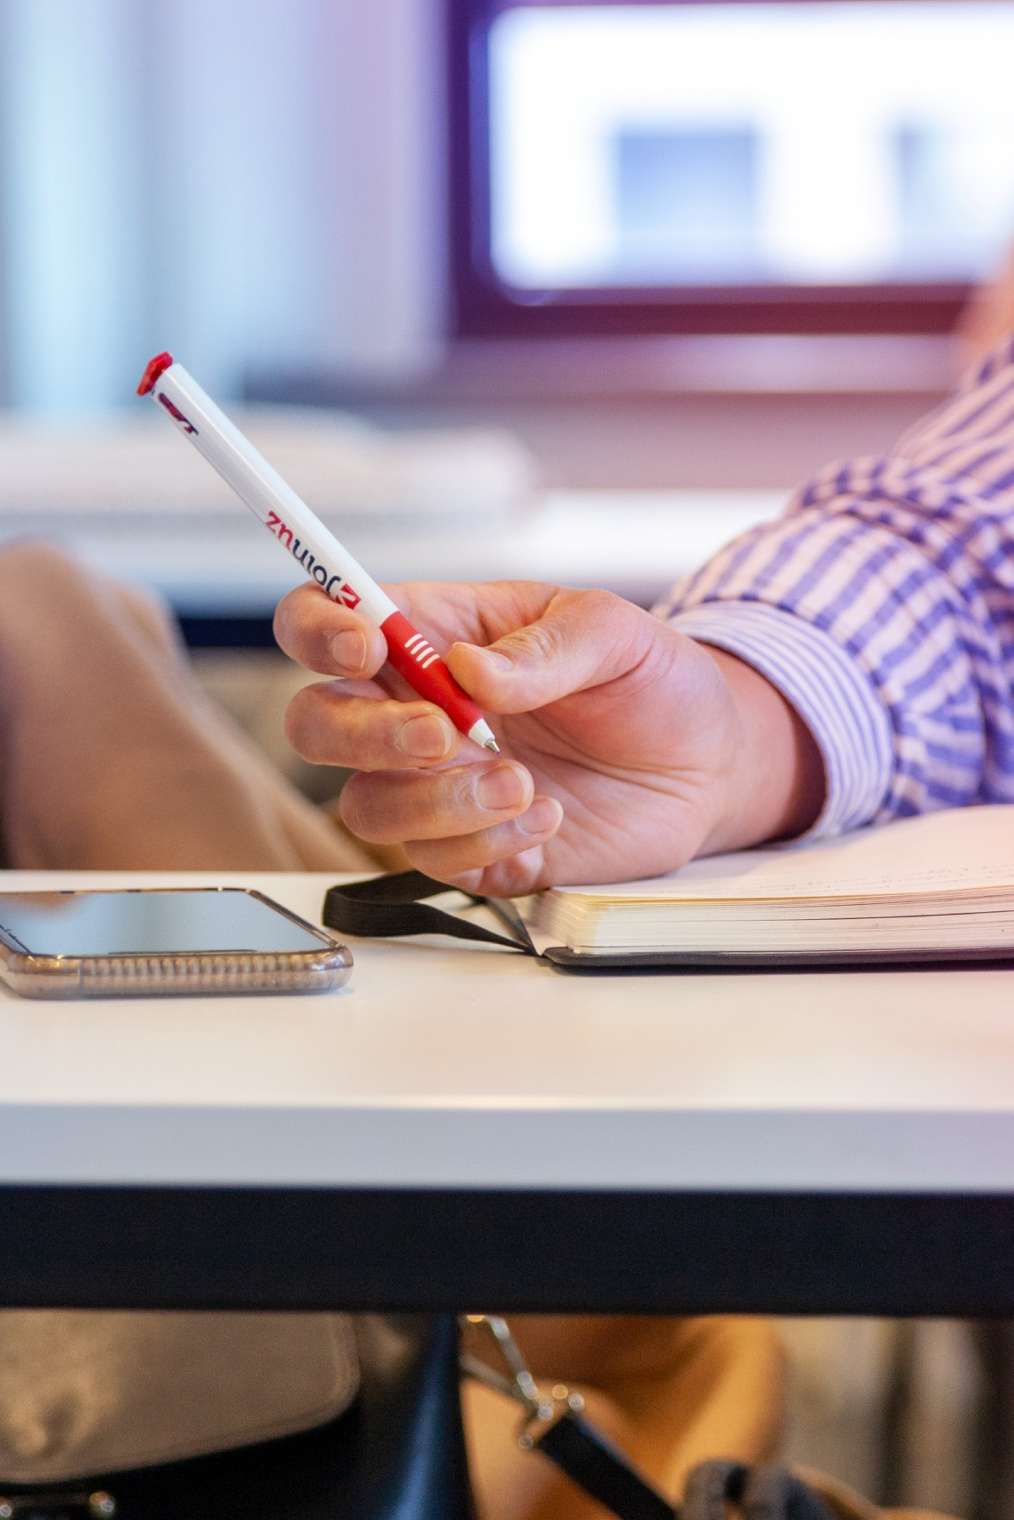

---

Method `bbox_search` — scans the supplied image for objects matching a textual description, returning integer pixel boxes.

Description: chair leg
[970,1320,1014,1520]
[349,1315,476,1519]
[875,1321,916,1507]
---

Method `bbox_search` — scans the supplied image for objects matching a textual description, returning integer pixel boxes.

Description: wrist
[702,646,825,853]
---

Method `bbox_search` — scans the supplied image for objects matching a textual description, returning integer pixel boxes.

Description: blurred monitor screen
[488,2,1014,292]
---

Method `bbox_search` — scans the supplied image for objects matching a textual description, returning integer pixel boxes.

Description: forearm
[657,338,1014,832]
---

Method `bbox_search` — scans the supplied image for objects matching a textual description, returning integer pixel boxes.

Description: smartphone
[0,887,353,999]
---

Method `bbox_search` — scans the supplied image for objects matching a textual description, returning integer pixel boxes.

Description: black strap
[533,1410,676,1519]
[529,1436,840,1520]
[322,871,539,955]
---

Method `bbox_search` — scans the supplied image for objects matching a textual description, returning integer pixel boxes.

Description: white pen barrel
[151,364,397,624]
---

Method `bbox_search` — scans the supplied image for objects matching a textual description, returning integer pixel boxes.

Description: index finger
[273,577,563,680]
[273,583,389,678]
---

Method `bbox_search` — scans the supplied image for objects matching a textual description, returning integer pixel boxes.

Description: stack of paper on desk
[528,806,1014,964]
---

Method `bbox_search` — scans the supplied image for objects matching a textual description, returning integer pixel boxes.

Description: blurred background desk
[0,488,785,645]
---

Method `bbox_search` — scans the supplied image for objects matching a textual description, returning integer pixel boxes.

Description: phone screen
[0,890,333,957]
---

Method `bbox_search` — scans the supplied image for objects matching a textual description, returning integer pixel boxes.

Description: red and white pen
[137,352,499,753]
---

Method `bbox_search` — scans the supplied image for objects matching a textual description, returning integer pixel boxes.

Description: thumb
[446,589,657,714]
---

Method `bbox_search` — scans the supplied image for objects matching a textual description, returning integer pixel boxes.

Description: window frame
[447,0,972,339]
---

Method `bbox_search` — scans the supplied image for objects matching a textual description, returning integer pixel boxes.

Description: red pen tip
[136,351,174,396]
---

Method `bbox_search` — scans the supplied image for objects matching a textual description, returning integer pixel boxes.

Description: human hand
[274,580,823,895]
[957,243,1014,367]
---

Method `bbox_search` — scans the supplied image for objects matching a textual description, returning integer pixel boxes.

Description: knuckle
[507,619,561,665]
[337,776,375,838]
[453,766,487,813]
[1,540,72,577]
[272,585,318,660]
[415,819,509,872]
[271,608,290,654]
[405,851,483,895]
[339,774,404,842]
[425,765,491,824]
[436,867,485,894]
[282,685,310,746]
[412,774,461,837]
[571,586,647,665]
[571,586,630,629]
[0,541,91,596]
[481,847,546,898]
[578,586,624,617]
[282,683,331,761]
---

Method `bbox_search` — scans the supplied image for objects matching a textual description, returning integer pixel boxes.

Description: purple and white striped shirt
[655,336,1014,839]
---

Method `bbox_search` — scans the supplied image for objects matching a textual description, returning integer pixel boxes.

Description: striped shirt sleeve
[655,336,1014,838]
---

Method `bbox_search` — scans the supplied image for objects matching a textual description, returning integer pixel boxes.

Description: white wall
[0,0,444,411]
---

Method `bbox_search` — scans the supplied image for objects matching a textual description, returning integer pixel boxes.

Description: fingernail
[476,763,526,810]
[517,797,561,836]
[330,630,366,672]
[397,714,453,759]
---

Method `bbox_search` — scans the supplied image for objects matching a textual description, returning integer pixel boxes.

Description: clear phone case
[0,888,353,999]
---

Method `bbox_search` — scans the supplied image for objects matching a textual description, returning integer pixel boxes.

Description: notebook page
[542,805,1014,907]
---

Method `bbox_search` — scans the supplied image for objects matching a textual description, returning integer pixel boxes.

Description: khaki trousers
[0,544,952,1519]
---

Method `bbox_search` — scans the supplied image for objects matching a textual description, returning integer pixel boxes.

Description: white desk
[3,870,1014,1316]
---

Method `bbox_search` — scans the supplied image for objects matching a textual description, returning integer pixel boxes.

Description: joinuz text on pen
[137,352,499,752]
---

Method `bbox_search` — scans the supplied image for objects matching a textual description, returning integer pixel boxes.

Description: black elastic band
[534,1410,676,1519]
[322,871,538,955]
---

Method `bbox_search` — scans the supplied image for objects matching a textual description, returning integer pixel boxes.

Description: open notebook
[524,805,1014,967]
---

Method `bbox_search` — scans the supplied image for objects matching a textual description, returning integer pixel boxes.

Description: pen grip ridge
[381,611,484,740]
